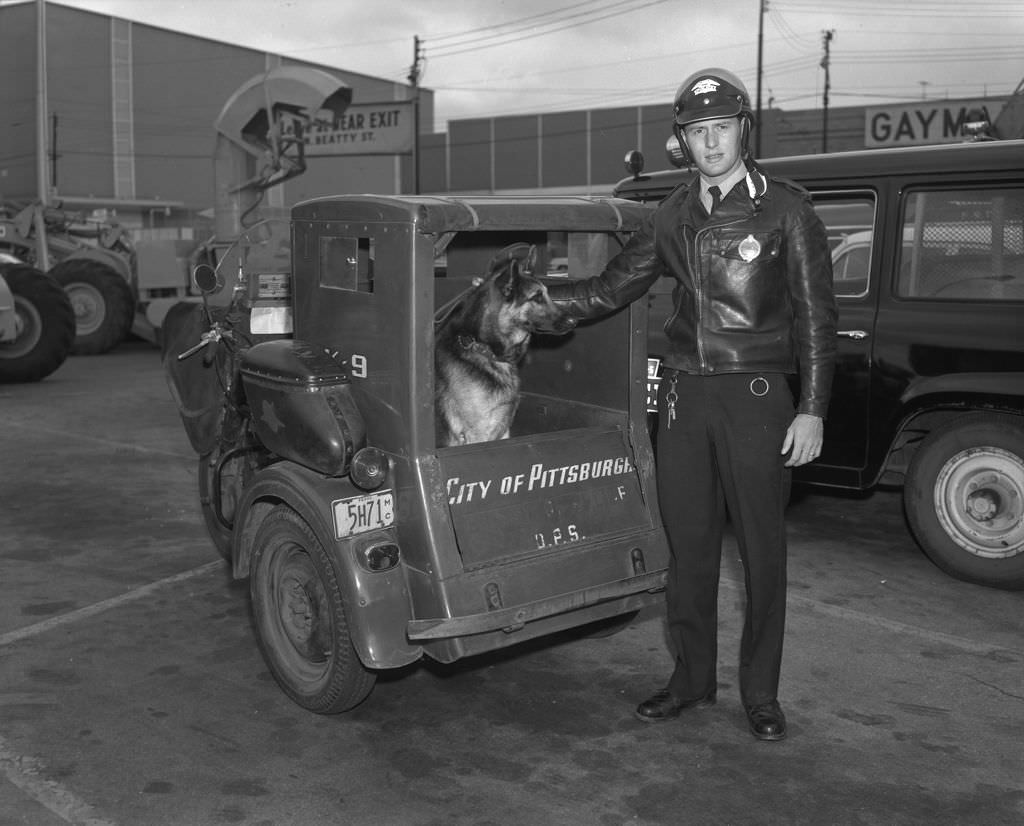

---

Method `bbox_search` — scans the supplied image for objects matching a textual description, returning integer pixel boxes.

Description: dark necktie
[708,185,722,215]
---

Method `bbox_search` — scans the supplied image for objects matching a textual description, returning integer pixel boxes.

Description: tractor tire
[0,263,75,383]
[905,413,1024,590]
[50,259,134,355]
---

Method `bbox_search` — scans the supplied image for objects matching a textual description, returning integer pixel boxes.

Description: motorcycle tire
[250,504,376,714]
[198,451,234,560]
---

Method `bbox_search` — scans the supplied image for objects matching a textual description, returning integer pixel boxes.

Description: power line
[425,0,618,45]
[772,0,1024,14]
[769,9,818,50]
[426,0,672,60]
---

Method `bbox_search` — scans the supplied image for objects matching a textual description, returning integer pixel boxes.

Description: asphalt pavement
[1,343,1022,826]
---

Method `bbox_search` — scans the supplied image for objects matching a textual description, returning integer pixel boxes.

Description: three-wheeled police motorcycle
[164,194,670,714]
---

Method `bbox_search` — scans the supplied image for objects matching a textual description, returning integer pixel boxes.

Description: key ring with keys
[665,373,679,429]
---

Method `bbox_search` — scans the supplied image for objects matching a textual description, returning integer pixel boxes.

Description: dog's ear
[495,260,517,298]
[489,242,533,274]
[524,244,538,274]
[489,242,537,298]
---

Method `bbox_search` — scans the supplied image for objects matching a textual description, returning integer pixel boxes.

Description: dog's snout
[554,316,577,334]
[537,313,576,335]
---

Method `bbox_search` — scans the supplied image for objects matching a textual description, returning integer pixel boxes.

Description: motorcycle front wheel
[198,447,259,560]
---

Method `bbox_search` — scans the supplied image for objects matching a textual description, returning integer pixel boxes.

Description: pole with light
[756,0,765,157]
[408,36,424,195]
[821,29,834,153]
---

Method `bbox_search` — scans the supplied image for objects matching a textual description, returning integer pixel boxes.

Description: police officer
[548,68,837,741]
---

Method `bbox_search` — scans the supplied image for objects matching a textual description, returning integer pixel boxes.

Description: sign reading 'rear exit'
[864,98,1006,148]
[290,101,415,156]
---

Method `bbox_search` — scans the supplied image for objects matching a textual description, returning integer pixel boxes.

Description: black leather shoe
[635,688,716,723]
[746,700,787,741]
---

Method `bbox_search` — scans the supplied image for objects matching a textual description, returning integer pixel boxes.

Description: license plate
[646,357,662,413]
[332,490,395,539]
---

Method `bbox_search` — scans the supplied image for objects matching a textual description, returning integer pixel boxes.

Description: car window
[834,243,870,284]
[812,194,876,298]
[897,187,1024,301]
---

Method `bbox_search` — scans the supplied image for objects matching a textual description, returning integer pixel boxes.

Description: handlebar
[176,323,231,361]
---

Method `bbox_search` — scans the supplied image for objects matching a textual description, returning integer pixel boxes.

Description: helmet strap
[740,111,755,158]
[673,122,693,165]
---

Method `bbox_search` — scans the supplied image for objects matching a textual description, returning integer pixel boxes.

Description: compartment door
[439,427,652,568]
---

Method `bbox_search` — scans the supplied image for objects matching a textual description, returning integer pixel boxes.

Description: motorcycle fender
[232,460,422,671]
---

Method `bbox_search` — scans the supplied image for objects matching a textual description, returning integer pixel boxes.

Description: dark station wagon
[613,139,1024,590]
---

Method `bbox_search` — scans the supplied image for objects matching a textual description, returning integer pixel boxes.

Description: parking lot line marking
[720,577,1021,658]
[5,420,188,459]
[0,561,222,649]
[1,734,118,826]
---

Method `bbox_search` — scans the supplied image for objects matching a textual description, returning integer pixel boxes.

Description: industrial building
[0,0,430,233]
[0,1,1010,235]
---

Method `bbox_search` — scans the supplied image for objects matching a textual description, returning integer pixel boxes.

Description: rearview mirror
[193,263,223,295]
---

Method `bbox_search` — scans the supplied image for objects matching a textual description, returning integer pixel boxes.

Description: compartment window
[897,187,1024,301]
[811,193,876,298]
[320,235,375,293]
[432,228,633,445]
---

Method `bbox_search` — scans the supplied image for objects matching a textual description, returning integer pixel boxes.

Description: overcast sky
[20,0,1024,131]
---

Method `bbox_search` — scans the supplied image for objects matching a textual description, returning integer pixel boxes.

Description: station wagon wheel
[905,414,1024,590]
[250,505,376,713]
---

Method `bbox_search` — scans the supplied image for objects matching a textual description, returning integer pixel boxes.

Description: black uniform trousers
[655,369,793,707]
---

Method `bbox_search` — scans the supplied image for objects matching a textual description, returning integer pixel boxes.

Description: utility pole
[51,113,58,191]
[35,0,51,271]
[821,29,834,153]
[408,35,424,195]
[36,0,50,208]
[756,0,766,156]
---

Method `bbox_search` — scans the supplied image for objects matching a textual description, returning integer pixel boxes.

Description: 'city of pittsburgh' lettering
[527,457,632,490]
[445,455,634,507]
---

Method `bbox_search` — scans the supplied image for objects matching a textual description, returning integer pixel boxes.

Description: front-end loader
[1,66,351,356]
[0,250,74,382]
[0,201,134,355]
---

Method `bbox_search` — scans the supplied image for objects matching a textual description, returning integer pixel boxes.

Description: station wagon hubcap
[935,447,1024,559]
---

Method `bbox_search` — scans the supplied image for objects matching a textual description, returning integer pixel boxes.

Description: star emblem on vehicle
[261,399,285,433]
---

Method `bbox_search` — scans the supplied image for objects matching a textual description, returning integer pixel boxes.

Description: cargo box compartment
[405,424,668,661]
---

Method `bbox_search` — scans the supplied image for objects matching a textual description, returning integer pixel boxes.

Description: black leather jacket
[549,169,838,418]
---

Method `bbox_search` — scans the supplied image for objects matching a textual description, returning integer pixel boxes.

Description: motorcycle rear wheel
[250,505,376,713]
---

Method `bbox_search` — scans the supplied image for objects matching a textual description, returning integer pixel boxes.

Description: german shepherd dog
[435,244,575,446]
